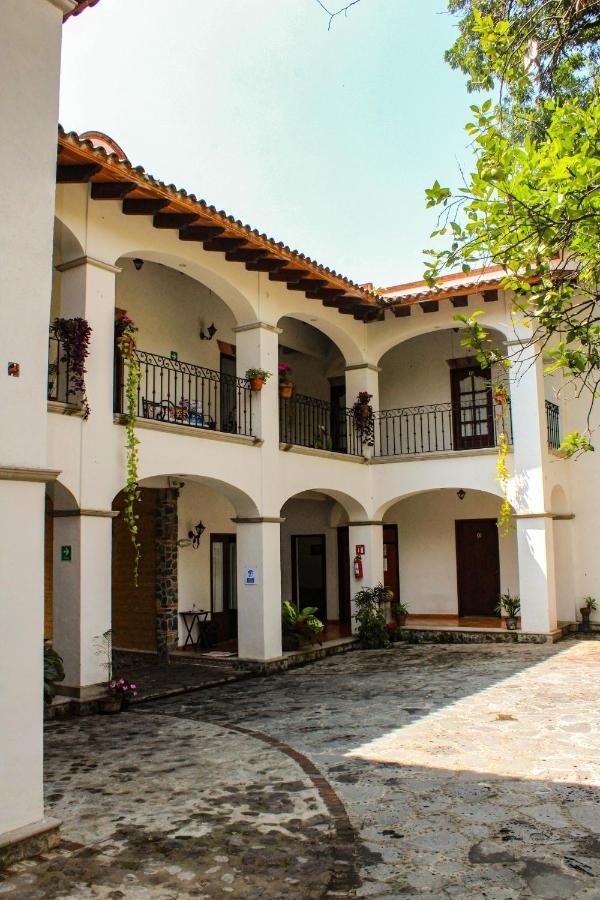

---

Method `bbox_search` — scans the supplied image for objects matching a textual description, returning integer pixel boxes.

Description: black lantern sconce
[457,489,466,501]
[133,258,144,271]
[188,521,206,549]
[200,322,217,341]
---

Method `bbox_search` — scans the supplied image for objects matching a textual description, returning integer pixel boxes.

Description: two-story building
[40,128,595,702]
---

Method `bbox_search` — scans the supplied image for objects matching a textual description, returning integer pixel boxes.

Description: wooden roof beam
[287,278,328,293]
[56,163,102,183]
[225,248,269,263]
[246,258,288,272]
[123,198,170,215]
[153,212,199,229]
[450,294,468,308]
[91,181,137,200]
[306,287,347,301]
[269,267,310,283]
[203,237,248,252]
[179,225,224,241]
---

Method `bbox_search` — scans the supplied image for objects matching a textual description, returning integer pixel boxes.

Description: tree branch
[314,0,362,30]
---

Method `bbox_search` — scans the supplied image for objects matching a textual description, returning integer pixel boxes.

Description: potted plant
[580,596,597,633]
[352,392,375,447]
[493,383,509,406]
[313,424,333,451]
[281,600,324,650]
[384,621,401,643]
[393,600,409,627]
[353,583,393,649]
[43,642,65,706]
[245,368,272,392]
[495,592,521,630]
[278,363,293,399]
[52,317,92,418]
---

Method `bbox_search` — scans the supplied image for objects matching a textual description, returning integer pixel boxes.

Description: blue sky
[60,0,480,287]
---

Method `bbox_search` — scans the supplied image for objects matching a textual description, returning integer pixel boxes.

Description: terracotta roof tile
[64,0,101,21]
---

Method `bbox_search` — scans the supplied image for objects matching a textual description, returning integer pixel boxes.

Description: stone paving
[2,638,600,898]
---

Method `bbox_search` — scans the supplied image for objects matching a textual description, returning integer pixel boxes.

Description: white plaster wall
[280,496,343,620]
[384,489,518,615]
[116,260,237,371]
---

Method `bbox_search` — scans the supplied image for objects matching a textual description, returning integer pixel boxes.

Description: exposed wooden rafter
[56,163,101,183]
[91,181,137,199]
[123,198,170,215]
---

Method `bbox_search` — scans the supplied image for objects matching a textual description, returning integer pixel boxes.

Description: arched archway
[381,487,517,622]
[111,474,259,654]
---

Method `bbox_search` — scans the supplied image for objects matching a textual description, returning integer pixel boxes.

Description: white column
[50,259,119,688]
[235,519,283,660]
[233,321,281,447]
[347,522,385,633]
[0,0,74,847]
[52,512,114,695]
[509,341,557,632]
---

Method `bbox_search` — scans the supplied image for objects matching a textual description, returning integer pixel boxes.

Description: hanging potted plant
[245,368,272,392]
[352,391,375,447]
[52,317,92,418]
[115,312,142,585]
[278,363,294,399]
[493,382,509,406]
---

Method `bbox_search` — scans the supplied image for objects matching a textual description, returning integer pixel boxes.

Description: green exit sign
[61,545,72,562]
[170,350,178,361]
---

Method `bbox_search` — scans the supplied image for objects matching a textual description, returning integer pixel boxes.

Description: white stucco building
[1,0,597,866]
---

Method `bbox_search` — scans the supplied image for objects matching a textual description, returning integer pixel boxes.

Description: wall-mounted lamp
[457,489,466,501]
[188,521,206,549]
[133,258,144,271]
[200,322,217,341]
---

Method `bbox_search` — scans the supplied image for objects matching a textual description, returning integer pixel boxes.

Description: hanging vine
[493,383,512,536]
[115,313,141,585]
[53,317,92,418]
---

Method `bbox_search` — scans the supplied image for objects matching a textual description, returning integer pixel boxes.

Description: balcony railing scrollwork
[279,393,364,456]
[373,401,512,457]
[116,349,253,437]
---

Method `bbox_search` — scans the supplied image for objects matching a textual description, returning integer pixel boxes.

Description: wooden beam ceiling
[123,198,170,215]
[56,163,101,183]
[91,181,137,199]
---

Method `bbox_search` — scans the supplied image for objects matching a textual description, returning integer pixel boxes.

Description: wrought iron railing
[116,349,253,437]
[47,329,74,404]
[279,393,364,456]
[373,401,512,457]
[546,400,560,450]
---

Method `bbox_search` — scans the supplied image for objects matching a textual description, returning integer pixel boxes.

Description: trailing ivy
[496,430,512,536]
[116,313,141,586]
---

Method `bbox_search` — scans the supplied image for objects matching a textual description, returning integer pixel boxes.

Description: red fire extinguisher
[354,556,363,580]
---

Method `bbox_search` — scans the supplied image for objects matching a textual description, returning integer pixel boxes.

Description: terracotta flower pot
[279,382,294,399]
[397,614,407,627]
[249,377,265,392]
[98,696,122,714]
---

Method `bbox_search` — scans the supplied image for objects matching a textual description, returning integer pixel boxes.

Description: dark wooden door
[330,384,347,453]
[211,534,237,641]
[337,526,351,623]
[292,535,327,621]
[383,525,400,605]
[455,519,500,617]
[450,364,494,450]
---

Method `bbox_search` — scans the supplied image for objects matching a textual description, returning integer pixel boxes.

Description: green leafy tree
[426,1,600,454]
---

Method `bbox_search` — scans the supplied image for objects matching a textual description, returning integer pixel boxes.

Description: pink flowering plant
[278,362,292,384]
[109,677,138,700]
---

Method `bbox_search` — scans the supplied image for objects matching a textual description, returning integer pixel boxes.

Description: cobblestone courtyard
[2,639,600,898]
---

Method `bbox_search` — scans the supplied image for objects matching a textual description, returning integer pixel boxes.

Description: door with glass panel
[210,534,237,642]
[450,364,494,450]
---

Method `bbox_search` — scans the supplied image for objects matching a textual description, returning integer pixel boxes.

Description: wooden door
[337,526,351,623]
[112,489,157,651]
[292,535,327,621]
[383,524,399,605]
[450,364,494,450]
[456,519,501,617]
[211,534,237,642]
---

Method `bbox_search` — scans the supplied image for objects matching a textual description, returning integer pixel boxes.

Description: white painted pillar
[516,515,558,632]
[345,364,380,457]
[0,0,75,847]
[51,259,119,687]
[235,518,283,660]
[52,511,114,694]
[347,522,385,633]
[509,340,557,632]
[233,321,281,447]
